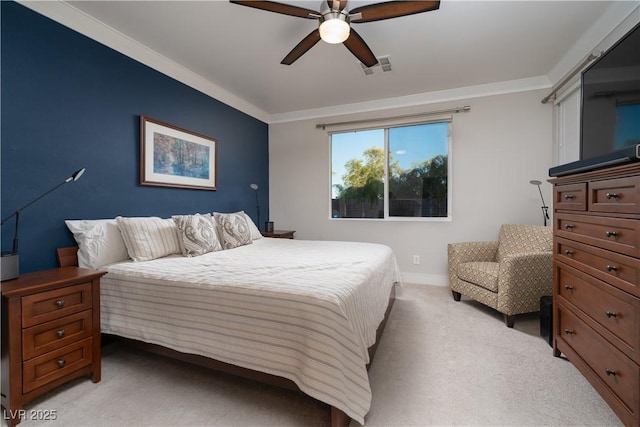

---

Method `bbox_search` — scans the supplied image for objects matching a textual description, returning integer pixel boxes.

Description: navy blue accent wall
[1,2,269,274]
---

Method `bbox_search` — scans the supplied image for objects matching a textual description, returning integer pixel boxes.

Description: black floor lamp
[530,179,549,226]
[1,168,86,281]
[250,183,260,231]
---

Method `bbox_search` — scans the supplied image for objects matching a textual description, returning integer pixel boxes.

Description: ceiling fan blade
[230,1,318,19]
[326,0,348,11]
[350,1,440,23]
[281,29,322,65]
[343,28,378,67]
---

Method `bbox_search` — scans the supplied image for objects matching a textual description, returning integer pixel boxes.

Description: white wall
[269,89,553,285]
[551,6,640,168]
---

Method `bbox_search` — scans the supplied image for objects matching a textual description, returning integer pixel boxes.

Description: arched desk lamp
[530,179,549,226]
[1,168,85,281]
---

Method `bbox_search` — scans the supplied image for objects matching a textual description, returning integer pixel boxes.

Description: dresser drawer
[554,183,587,211]
[22,337,93,393]
[555,213,640,257]
[558,306,639,413]
[22,310,93,360]
[556,237,640,298]
[21,282,92,328]
[556,263,640,362]
[590,175,640,214]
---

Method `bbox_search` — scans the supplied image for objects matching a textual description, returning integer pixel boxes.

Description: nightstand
[1,267,106,426]
[261,230,295,239]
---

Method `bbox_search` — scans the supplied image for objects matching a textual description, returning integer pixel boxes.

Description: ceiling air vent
[359,55,392,76]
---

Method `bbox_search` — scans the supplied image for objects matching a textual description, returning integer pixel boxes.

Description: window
[331,121,450,219]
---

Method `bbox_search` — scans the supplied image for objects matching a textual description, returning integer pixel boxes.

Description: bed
[60,213,400,426]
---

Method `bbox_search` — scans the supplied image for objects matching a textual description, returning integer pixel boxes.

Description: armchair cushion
[496,224,553,263]
[457,262,499,292]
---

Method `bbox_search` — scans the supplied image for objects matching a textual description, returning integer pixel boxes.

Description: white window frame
[328,118,452,222]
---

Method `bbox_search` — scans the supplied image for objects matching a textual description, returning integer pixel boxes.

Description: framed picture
[140,116,217,190]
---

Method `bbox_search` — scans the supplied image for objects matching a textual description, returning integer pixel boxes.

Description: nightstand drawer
[23,337,93,393]
[21,282,92,327]
[22,310,93,360]
[558,306,639,412]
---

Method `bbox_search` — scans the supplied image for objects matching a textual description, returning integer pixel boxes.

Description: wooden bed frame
[56,246,396,427]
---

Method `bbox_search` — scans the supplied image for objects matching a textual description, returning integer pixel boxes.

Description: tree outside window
[331,122,450,219]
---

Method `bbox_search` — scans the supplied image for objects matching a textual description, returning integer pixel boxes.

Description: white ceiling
[33,1,632,120]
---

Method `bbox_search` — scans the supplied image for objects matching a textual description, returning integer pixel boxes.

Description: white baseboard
[400,272,448,287]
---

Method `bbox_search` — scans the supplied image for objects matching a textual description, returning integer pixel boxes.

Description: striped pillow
[115,216,181,261]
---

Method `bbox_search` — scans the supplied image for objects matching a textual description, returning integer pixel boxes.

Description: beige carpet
[4,284,622,426]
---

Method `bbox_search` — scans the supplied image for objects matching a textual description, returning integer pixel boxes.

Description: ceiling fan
[229,1,440,67]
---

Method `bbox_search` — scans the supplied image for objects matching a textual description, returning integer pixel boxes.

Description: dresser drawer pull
[606,265,618,272]
[564,284,574,291]
[605,230,618,238]
[564,194,575,200]
[605,311,618,318]
[57,359,66,369]
[55,300,65,308]
[56,329,66,338]
[605,192,619,199]
[564,249,574,256]
[564,224,574,230]
[605,368,617,376]
[564,329,574,335]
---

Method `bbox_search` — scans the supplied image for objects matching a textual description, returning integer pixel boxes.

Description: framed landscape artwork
[140,116,218,190]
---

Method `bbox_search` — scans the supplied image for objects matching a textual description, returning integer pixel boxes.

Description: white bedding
[100,238,401,423]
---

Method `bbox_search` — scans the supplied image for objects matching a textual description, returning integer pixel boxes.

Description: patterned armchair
[447,224,553,327]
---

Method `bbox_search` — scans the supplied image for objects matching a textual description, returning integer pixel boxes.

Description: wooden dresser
[1,267,106,426]
[550,162,640,426]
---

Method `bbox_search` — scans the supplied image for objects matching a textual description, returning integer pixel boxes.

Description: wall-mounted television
[549,21,640,177]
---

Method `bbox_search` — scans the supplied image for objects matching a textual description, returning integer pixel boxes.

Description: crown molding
[18,0,271,124]
[269,76,551,124]
[549,2,639,86]
[19,1,555,126]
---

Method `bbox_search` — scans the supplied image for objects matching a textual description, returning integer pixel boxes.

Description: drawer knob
[564,194,575,200]
[564,284,574,291]
[55,300,65,308]
[56,329,66,338]
[564,224,574,230]
[606,265,618,272]
[564,249,574,255]
[605,368,617,376]
[564,328,574,335]
[606,311,618,318]
[57,359,66,369]
[605,192,619,199]
[605,230,618,238]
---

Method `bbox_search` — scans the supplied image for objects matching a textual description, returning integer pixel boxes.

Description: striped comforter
[100,238,400,423]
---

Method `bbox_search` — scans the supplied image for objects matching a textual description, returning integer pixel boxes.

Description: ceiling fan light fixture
[319,13,350,44]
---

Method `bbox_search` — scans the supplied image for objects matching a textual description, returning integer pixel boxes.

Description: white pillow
[115,216,181,262]
[172,213,222,256]
[65,219,130,269]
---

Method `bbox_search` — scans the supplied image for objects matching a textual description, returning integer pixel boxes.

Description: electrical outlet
[413,255,420,265]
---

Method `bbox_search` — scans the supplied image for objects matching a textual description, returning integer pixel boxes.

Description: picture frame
[140,115,218,190]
